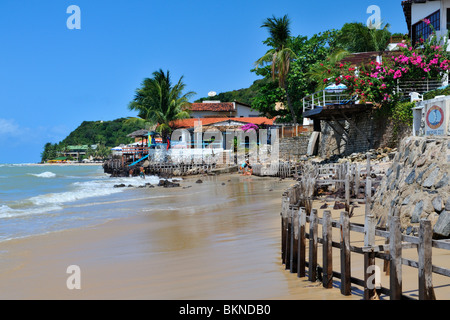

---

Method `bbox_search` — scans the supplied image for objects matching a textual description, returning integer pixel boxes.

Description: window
[447,8,450,30]
[412,10,440,44]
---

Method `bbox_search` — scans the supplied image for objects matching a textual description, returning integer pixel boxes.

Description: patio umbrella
[325,83,347,93]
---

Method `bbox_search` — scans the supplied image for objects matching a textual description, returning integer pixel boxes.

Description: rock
[433,211,450,238]
[405,169,416,185]
[446,198,450,211]
[412,201,424,223]
[114,184,126,188]
[422,167,440,188]
[406,226,413,235]
[435,173,449,189]
[196,179,203,184]
[402,195,411,206]
[333,201,345,210]
[432,196,443,213]
[158,179,180,188]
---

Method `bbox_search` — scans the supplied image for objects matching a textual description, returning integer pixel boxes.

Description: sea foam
[29,172,57,178]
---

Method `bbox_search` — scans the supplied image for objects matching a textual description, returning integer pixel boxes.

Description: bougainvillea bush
[241,123,259,132]
[323,24,450,109]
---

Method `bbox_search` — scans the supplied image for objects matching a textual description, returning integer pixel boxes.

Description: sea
[0,164,162,243]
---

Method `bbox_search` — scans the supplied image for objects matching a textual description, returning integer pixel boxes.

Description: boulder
[158,179,180,188]
[433,211,450,238]
[432,196,443,213]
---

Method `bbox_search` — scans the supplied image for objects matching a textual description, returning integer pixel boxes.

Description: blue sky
[0,0,408,163]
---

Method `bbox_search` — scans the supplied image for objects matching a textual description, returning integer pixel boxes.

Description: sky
[0,0,408,163]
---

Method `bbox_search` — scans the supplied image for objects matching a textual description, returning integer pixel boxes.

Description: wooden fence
[280,160,450,300]
[252,162,295,179]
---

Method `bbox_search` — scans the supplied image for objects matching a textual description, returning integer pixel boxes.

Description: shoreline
[0,173,358,300]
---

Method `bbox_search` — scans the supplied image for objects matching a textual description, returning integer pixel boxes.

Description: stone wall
[279,133,311,160]
[316,112,412,159]
[317,111,376,158]
[371,136,450,239]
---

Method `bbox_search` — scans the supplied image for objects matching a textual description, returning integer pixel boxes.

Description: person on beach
[244,160,253,176]
[240,160,253,176]
[139,167,145,179]
[129,169,133,177]
[239,161,246,174]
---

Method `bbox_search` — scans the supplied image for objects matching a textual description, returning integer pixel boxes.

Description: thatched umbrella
[127,129,150,148]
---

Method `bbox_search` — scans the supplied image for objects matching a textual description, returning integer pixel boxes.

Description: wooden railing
[281,204,450,300]
[281,159,450,300]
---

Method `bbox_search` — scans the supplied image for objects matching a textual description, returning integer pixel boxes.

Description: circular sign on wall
[426,105,444,130]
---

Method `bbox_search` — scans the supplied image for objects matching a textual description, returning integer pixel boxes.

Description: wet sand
[0,173,358,300]
[0,173,447,300]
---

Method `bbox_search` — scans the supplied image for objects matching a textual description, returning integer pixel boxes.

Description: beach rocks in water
[196,179,203,184]
[158,179,180,188]
[114,184,126,188]
[371,136,450,239]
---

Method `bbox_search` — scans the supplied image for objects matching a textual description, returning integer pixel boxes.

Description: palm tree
[255,15,299,123]
[128,69,195,140]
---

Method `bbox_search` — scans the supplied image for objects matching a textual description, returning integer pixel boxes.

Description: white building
[189,101,261,118]
[402,0,450,47]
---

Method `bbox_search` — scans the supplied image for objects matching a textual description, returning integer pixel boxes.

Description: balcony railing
[303,90,358,114]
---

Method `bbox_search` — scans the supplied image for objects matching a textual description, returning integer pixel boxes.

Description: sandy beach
[0,173,355,300]
[0,172,448,300]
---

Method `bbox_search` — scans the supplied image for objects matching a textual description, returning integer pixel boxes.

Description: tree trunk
[284,83,297,124]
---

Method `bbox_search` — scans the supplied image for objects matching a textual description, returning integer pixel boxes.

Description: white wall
[411,0,450,48]
[190,111,232,118]
[411,1,441,26]
[234,103,260,117]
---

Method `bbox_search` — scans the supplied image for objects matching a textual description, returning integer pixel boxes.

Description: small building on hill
[189,101,261,118]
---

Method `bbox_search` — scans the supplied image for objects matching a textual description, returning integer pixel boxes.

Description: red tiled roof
[170,117,275,129]
[190,102,235,112]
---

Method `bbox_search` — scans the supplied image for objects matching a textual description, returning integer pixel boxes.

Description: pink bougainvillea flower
[422,18,431,25]
[394,70,403,79]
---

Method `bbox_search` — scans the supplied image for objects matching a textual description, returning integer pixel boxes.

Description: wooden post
[355,164,360,197]
[418,219,436,300]
[322,210,333,288]
[389,215,402,300]
[309,209,318,282]
[365,154,372,217]
[298,207,306,278]
[345,172,350,211]
[340,211,351,296]
[364,214,377,300]
[290,207,298,274]
[281,196,288,265]
[285,205,291,271]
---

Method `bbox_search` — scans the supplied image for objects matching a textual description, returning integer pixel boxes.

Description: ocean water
[0,164,162,242]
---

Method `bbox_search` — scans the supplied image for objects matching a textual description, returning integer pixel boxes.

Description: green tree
[128,69,195,140]
[252,30,339,121]
[255,15,298,123]
[336,22,392,53]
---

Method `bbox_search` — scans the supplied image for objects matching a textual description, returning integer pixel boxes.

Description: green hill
[40,118,144,162]
[61,118,143,147]
[195,79,267,105]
